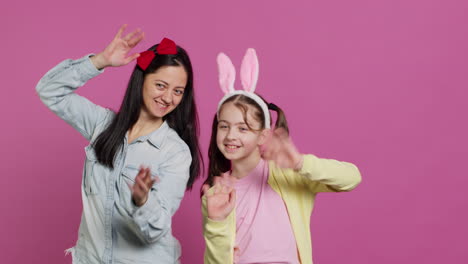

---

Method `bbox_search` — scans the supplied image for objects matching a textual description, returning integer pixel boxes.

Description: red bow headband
[137,38,177,70]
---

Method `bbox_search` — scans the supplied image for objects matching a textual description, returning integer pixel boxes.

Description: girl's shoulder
[267,159,303,184]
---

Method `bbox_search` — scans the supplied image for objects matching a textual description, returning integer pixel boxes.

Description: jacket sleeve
[35,55,111,141]
[297,154,362,193]
[202,191,236,264]
[126,148,192,244]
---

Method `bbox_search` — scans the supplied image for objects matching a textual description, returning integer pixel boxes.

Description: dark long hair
[203,94,288,188]
[93,44,202,190]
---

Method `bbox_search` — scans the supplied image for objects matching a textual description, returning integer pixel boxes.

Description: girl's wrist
[208,215,227,222]
[293,154,304,171]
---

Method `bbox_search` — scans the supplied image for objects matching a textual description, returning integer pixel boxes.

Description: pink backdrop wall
[1,0,467,263]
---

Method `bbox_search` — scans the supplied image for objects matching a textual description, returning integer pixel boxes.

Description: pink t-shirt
[232,159,299,264]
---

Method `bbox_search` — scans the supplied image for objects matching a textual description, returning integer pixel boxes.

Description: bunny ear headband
[216,48,271,129]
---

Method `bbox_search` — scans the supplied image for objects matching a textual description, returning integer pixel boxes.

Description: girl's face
[141,65,187,120]
[216,102,268,162]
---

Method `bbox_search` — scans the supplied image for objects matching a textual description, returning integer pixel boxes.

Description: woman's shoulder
[162,123,190,154]
[88,109,116,142]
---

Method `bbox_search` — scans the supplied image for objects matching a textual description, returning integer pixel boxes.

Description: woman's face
[141,65,188,120]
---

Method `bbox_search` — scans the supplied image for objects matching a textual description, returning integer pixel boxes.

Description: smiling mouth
[155,100,169,109]
[225,144,241,151]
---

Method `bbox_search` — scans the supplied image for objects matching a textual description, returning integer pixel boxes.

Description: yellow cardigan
[202,154,362,264]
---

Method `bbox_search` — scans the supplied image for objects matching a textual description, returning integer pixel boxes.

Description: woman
[36,25,201,263]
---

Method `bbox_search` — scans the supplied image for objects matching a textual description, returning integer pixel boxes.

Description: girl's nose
[226,128,236,140]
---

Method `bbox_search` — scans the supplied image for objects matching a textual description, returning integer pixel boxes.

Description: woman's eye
[239,127,249,132]
[175,89,184,95]
[156,83,165,89]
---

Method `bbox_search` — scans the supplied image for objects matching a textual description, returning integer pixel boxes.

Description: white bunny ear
[240,48,259,93]
[217,53,236,94]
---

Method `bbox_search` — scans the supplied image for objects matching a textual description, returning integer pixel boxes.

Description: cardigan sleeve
[202,191,236,264]
[297,154,362,193]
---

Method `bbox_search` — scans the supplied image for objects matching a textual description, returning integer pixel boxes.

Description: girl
[202,49,362,264]
[36,25,201,263]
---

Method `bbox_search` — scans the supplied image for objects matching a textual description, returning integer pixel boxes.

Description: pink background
[1,0,467,263]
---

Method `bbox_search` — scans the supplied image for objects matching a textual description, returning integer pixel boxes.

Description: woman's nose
[161,89,172,103]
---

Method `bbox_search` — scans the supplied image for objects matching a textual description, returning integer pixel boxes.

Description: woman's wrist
[132,195,148,207]
[90,53,109,70]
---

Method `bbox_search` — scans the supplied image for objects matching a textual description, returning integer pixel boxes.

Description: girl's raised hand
[130,166,159,207]
[261,128,304,170]
[91,24,145,70]
[202,177,236,221]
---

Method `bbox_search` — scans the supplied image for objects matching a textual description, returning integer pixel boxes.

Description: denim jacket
[36,55,191,264]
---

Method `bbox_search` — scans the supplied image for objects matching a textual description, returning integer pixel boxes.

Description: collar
[130,121,169,149]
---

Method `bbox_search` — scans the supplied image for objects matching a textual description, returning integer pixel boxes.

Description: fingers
[127,31,145,48]
[221,172,238,186]
[136,167,148,181]
[131,175,149,207]
[144,167,157,189]
[262,145,279,160]
[206,176,236,203]
[122,53,140,65]
[128,166,159,207]
[213,182,222,194]
[134,166,147,184]
[211,182,232,195]
[263,127,300,164]
[135,166,157,189]
[123,28,141,42]
[261,131,281,160]
[221,184,232,194]
[153,175,160,183]
[228,188,236,205]
[213,176,229,188]
[114,25,144,50]
[214,174,236,187]
[135,175,149,193]
[262,148,272,160]
[213,176,222,185]
[124,29,145,49]
[202,184,211,195]
[114,24,128,40]
[135,167,152,192]
[274,127,289,139]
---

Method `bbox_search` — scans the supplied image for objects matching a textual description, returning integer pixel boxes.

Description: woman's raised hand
[91,24,145,70]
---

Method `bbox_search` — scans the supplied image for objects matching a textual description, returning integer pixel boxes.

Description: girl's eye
[218,125,228,129]
[239,127,249,132]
